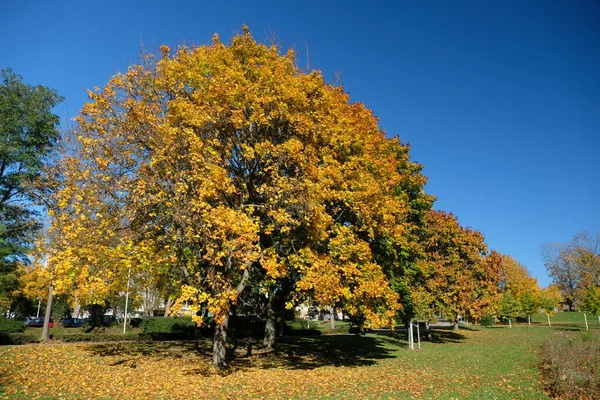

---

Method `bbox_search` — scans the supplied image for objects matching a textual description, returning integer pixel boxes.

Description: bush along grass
[539,330,600,399]
[480,315,495,327]
[139,317,197,334]
[0,332,40,345]
[0,316,25,333]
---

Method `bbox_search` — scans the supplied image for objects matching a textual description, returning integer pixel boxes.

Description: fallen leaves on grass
[0,328,552,399]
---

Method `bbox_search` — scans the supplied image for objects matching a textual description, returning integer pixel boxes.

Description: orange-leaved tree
[42,27,432,368]
[497,254,540,322]
[421,210,500,329]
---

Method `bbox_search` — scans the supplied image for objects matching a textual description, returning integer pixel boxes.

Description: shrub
[0,316,25,333]
[56,333,138,343]
[129,317,143,328]
[480,315,495,327]
[0,332,39,345]
[539,331,600,399]
[139,317,196,334]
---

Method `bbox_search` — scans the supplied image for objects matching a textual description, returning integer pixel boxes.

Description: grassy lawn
[530,311,600,327]
[4,320,593,400]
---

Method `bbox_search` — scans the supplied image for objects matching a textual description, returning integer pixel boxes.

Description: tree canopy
[38,28,444,367]
[0,69,62,311]
[543,231,600,311]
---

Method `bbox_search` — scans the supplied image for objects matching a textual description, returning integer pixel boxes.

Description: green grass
[2,323,583,399]
[530,311,600,326]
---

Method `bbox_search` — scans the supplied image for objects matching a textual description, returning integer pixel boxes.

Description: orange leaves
[40,26,439,339]
[294,227,400,328]
[421,210,499,321]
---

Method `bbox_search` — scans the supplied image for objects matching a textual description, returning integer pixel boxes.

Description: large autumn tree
[497,254,541,320]
[420,210,501,329]
[543,232,600,311]
[0,69,62,313]
[42,27,431,368]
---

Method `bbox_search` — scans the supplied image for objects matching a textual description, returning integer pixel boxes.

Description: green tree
[519,292,539,320]
[498,293,519,327]
[579,286,600,316]
[538,285,562,327]
[0,69,62,312]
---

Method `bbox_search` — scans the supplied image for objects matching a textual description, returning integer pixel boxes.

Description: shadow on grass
[377,327,467,344]
[85,334,401,375]
[429,329,467,344]
[550,324,589,332]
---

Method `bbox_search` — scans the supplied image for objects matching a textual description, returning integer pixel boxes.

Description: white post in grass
[584,313,588,331]
[417,322,421,350]
[408,320,414,350]
[528,315,531,327]
[122,266,131,335]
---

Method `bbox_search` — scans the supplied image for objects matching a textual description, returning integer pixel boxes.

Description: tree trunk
[163,298,174,317]
[41,283,54,341]
[453,314,459,331]
[211,266,250,369]
[72,302,81,319]
[330,306,336,330]
[263,294,276,351]
[213,315,229,369]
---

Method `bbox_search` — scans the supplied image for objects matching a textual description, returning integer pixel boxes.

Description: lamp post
[36,298,42,318]
[123,266,131,335]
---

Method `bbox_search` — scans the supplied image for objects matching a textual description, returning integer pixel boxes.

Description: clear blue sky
[2,1,598,287]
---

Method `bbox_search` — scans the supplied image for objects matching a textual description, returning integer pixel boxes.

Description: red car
[25,317,54,328]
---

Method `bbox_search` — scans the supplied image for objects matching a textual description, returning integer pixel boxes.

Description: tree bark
[163,298,174,317]
[212,267,250,369]
[453,314,459,331]
[41,283,54,341]
[263,293,276,351]
[72,302,81,319]
[213,314,229,369]
[330,306,336,330]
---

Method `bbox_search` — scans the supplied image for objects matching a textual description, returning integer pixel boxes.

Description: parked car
[25,317,54,328]
[59,318,83,328]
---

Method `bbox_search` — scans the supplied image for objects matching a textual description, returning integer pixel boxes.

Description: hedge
[0,316,26,333]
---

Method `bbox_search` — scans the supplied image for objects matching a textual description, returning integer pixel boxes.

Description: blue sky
[2,1,598,286]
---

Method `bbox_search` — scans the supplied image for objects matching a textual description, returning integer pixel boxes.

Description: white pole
[409,320,413,350]
[36,298,42,318]
[123,266,131,335]
[509,318,512,328]
[547,314,551,327]
[584,313,588,331]
[417,322,421,350]
[528,315,530,327]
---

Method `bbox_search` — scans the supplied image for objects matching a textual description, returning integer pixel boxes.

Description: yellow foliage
[40,27,433,331]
